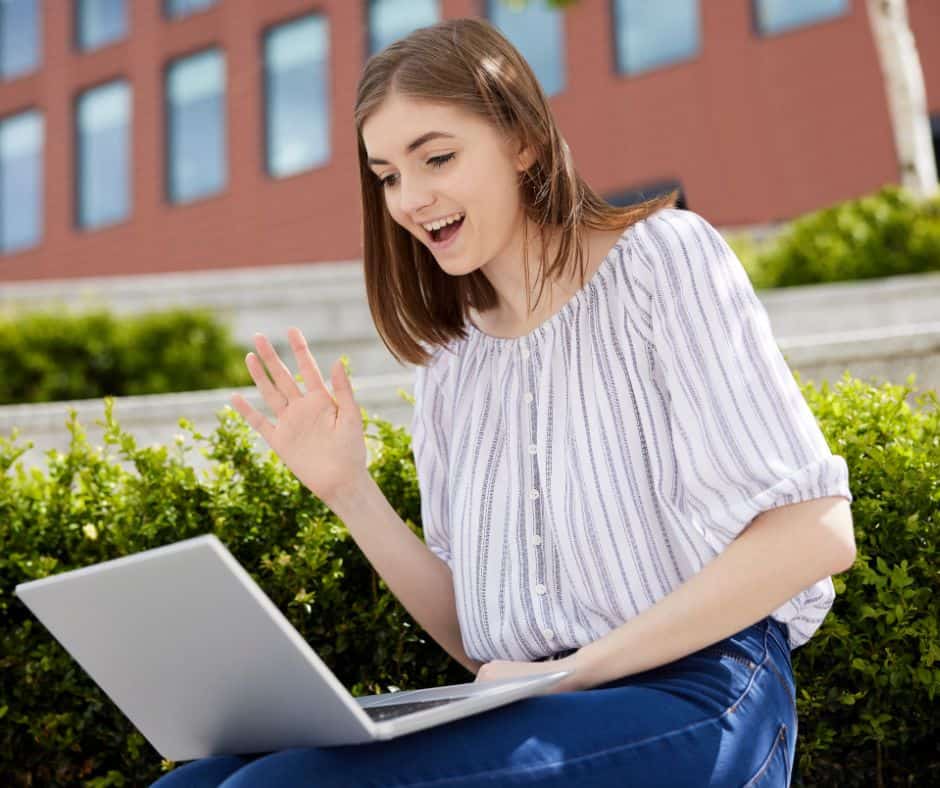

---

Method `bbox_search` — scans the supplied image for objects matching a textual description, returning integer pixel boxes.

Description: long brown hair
[354,17,676,367]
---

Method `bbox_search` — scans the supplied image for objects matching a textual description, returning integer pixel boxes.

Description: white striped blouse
[409,207,852,661]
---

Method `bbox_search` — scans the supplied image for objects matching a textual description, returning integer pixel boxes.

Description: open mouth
[429,215,465,245]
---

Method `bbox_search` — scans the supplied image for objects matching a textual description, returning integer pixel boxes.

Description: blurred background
[0,0,938,469]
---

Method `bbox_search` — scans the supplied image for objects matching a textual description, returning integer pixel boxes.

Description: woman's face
[361,92,534,277]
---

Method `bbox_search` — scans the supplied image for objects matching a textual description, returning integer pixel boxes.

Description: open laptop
[14,534,571,762]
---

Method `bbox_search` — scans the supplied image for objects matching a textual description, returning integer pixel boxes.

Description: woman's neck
[469,225,625,339]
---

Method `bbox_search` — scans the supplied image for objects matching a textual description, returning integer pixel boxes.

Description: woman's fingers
[230,392,275,444]
[253,334,304,402]
[245,352,289,415]
[287,327,329,398]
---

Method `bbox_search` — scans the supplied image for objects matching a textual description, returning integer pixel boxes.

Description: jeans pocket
[742,723,790,787]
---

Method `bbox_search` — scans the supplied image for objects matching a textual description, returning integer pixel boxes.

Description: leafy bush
[0,394,468,787]
[791,374,938,787]
[730,185,940,289]
[0,309,252,405]
[0,375,936,786]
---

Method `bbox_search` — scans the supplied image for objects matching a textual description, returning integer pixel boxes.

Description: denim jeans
[150,616,796,787]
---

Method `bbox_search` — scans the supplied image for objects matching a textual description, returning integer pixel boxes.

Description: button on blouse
[409,208,852,663]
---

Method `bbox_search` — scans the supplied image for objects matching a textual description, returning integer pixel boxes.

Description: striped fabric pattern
[409,207,852,662]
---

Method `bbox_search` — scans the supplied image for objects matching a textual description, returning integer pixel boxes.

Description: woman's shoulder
[627,206,719,248]
[625,206,738,286]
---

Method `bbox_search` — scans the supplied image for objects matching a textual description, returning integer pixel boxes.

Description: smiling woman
[168,15,853,788]
[353,19,675,364]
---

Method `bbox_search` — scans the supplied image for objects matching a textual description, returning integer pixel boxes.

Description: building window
[164,0,216,20]
[368,0,438,57]
[486,0,566,98]
[76,0,127,51]
[605,178,687,210]
[77,80,131,229]
[165,48,226,204]
[1,0,40,80]
[753,0,849,36]
[264,15,330,179]
[0,109,43,254]
[612,0,700,76]
[931,114,940,183]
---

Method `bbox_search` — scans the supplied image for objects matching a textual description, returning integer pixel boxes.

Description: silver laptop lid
[15,534,376,760]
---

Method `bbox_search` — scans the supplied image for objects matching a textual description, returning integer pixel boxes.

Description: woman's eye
[429,153,455,168]
[380,153,455,189]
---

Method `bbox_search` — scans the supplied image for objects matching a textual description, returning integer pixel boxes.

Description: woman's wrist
[561,647,604,692]
[321,470,375,518]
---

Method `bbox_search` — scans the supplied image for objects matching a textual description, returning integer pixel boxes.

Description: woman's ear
[515,143,537,174]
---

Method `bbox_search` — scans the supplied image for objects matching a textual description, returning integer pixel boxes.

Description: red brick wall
[0,0,936,282]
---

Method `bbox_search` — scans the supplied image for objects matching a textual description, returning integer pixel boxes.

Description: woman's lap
[151,617,796,788]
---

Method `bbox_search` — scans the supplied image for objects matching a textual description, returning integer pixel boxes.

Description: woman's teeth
[423,212,465,233]
[428,213,465,244]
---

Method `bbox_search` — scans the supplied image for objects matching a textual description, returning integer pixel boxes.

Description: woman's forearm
[325,474,483,675]
[571,496,856,689]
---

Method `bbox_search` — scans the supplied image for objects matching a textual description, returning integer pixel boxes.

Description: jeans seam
[398,623,773,788]
[742,723,788,788]
[764,654,797,720]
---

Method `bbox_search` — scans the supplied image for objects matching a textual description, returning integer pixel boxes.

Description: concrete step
[3,322,939,475]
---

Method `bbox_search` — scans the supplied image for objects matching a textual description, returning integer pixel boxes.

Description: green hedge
[0,375,937,787]
[0,309,252,406]
[730,185,940,289]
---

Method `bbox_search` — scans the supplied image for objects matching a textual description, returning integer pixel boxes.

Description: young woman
[153,18,855,788]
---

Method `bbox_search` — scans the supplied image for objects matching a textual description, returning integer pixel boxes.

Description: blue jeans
[150,616,796,787]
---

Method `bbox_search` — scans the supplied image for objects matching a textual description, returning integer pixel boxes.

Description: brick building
[0,0,938,283]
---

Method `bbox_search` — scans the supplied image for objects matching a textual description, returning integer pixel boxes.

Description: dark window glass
[0,0,40,79]
[487,0,565,97]
[604,179,687,210]
[930,115,940,183]
[77,80,131,229]
[754,0,849,36]
[368,0,438,56]
[166,49,226,204]
[77,0,127,51]
[264,14,330,178]
[612,0,700,76]
[0,109,43,253]
[164,0,215,20]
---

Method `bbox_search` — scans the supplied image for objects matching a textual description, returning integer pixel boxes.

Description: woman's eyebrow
[367,131,457,166]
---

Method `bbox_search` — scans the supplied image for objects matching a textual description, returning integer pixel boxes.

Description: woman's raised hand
[229,328,368,506]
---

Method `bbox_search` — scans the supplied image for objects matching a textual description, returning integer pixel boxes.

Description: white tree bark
[866,0,938,198]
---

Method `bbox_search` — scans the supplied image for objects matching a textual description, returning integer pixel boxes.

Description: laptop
[14,534,571,762]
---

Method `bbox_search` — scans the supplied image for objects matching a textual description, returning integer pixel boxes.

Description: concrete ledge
[760,272,940,337]
[0,372,417,475]
[4,263,939,380]
[3,322,938,473]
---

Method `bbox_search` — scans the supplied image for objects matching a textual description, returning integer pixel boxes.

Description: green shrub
[734,185,940,289]
[0,309,252,405]
[0,375,936,786]
[0,395,468,787]
[791,374,938,787]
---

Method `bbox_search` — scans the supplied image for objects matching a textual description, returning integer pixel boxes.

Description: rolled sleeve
[638,208,852,647]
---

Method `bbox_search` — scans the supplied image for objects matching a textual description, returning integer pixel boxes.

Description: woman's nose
[397,176,433,216]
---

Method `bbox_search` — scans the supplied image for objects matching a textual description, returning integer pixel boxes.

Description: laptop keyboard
[361,697,464,722]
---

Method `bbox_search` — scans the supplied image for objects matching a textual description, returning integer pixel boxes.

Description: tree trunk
[865,0,938,199]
